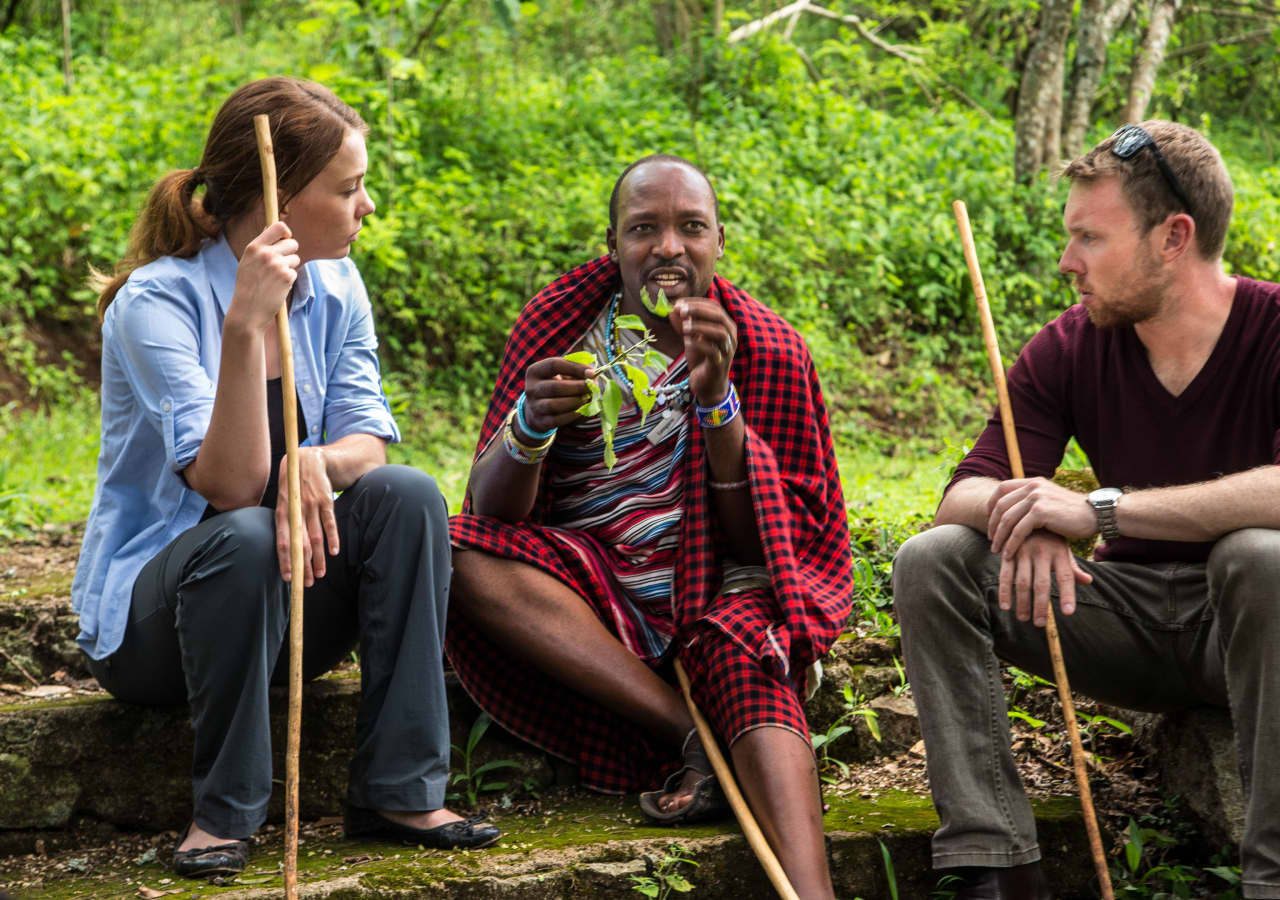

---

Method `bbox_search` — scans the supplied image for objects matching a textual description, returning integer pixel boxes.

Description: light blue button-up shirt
[72,235,401,660]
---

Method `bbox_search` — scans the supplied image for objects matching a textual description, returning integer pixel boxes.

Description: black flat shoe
[948,862,1051,900]
[343,805,501,849]
[171,839,249,879]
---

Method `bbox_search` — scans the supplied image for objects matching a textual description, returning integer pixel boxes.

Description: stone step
[0,593,927,856]
[0,789,1095,899]
[0,673,555,858]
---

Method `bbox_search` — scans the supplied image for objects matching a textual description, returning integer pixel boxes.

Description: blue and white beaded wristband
[515,392,557,441]
[694,383,740,429]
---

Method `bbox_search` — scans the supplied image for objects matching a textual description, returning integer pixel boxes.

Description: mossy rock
[0,676,550,852]
[0,789,1095,899]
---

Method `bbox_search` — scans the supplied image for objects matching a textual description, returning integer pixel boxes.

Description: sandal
[638,729,731,825]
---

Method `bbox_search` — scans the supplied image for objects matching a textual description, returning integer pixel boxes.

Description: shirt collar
[207,232,318,317]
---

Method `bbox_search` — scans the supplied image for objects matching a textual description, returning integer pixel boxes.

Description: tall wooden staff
[254,114,306,900]
[672,660,800,900]
[952,200,1114,899]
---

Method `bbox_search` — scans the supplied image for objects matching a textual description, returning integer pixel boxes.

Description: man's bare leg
[452,550,694,755]
[732,727,835,899]
[453,548,834,891]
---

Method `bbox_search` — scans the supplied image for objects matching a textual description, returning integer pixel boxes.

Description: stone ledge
[1132,707,1244,848]
[1,790,1095,899]
[0,675,549,856]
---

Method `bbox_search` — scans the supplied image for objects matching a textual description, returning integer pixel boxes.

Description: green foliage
[570,314,659,469]
[630,843,697,900]
[448,712,522,808]
[1110,803,1243,899]
[812,682,881,783]
[0,393,99,538]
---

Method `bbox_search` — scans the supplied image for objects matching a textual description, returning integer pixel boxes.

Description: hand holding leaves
[519,357,595,438]
[565,316,661,470]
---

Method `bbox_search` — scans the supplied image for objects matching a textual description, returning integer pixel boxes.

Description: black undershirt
[200,378,306,520]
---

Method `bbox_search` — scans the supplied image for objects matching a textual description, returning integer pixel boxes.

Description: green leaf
[878,840,899,900]
[641,287,674,317]
[600,379,622,469]
[614,314,646,332]
[576,379,602,416]
[466,712,492,755]
[625,364,655,425]
[472,759,522,777]
[642,349,667,369]
[563,350,597,366]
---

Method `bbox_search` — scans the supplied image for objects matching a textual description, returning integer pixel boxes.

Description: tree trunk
[655,0,710,56]
[1124,0,1183,123]
[1014,0,1074,181]
[1063,0,1135,156]
[59,0,73,92]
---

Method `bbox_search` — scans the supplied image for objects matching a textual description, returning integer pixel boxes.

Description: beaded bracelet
[515,392,557,441]
[503,409,554,465]
[694,383,740,429]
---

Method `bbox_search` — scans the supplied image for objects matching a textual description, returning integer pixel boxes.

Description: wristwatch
[1087,487,1124,542]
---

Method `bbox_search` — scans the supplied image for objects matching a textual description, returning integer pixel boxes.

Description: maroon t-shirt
[949,277,1280,564]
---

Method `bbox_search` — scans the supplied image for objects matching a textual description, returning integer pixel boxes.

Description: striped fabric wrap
[447,256,854,793]
[542,301,690,660]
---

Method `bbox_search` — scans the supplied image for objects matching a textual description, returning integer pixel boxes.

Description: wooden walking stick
[254,114,307,900]
[952,200,1114,899]
[673,660,800,900]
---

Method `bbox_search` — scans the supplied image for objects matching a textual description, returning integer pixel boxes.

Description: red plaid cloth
[448,256,852,792]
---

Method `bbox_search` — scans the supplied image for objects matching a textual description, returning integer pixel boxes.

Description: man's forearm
[934,476,1000,532]
[1117,465,1280,542]
[704,418,764,564]
[322,433,388,491]
[466,436,543,522]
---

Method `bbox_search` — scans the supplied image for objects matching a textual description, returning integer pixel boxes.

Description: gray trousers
[893,524,1280,897]
[87,465,452,839]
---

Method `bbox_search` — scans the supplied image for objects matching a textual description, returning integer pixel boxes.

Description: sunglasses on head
[1109,124,1195,219]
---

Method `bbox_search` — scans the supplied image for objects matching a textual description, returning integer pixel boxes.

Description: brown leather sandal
[638,729,731,825]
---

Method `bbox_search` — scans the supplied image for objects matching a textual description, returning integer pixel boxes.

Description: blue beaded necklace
[606,291,689,404]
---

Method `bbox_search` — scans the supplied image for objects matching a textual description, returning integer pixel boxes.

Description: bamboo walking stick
[254,114,307,900]
[952,200,1114,898]
[673,660,800,900]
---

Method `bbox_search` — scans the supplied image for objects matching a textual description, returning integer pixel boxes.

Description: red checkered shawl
[464,256,853,675]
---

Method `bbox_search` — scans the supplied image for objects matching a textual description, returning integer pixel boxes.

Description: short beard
[1083,245,1168,329]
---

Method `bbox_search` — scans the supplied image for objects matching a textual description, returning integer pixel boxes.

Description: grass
[0,395,100,537]
[0,389,949,534]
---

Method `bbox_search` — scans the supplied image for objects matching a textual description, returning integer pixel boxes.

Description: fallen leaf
[21,685,71,698]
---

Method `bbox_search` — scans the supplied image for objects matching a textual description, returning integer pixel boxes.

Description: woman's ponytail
[93,77,367,324]
[93,168,216,322]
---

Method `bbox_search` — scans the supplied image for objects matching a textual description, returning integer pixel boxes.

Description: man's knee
[1208,528,1280,620]
[891,524,990,622]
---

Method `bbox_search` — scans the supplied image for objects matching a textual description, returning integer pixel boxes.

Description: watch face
[1089,487,1123,506]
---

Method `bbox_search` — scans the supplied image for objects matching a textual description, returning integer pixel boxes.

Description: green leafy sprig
[641,285,674,317]
[565,314,665,470]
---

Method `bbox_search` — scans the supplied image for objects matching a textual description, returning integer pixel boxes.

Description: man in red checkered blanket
[447,154,852,898]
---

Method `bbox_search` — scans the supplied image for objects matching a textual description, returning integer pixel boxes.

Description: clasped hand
[672,299,736,406]
[274,447,337,587]
[986,477,1096,627]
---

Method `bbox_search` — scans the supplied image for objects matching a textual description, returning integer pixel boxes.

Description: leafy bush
[5,1,1280,427]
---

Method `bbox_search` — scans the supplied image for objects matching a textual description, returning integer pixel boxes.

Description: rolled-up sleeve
[322,275,400,444]
[110,282,214,473]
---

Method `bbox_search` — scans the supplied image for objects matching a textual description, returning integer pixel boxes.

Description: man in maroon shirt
[894,121,1280,898]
